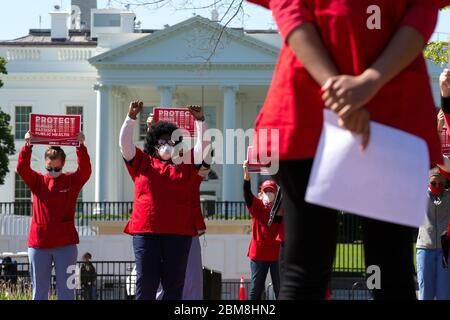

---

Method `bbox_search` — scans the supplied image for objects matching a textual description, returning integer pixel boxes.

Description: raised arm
[16,131,40,192]
[243,160,256,209]
[441,69,450,132]
[186,105,211,167]
[120,101,143,161]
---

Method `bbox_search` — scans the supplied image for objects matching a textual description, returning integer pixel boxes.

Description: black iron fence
[0,201,250,222]
[0,261,374,300]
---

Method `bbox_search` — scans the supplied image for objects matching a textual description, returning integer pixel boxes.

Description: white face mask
[48,171,62,178]
[158,144,173,161]
[262,192,275,205]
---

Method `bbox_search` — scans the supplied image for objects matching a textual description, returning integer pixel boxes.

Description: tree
[424,6,450,66]
[0,57,15,185]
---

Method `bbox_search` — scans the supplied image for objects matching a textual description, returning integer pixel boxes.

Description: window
[15,173,31,202]
[15,173,32,215]
[66,106,84,131]
[15,106,32,139]
[203,106,217,129]
[93,13,121,27]
[139,106,153,140]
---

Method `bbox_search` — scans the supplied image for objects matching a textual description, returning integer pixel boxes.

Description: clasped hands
[321,70,381,151]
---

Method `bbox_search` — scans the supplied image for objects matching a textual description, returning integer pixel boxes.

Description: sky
[0,1,449,41]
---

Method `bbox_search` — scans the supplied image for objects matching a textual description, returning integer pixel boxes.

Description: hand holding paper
[305,110,430,227]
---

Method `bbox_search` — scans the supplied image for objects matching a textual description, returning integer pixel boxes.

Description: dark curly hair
[144,121,182,156]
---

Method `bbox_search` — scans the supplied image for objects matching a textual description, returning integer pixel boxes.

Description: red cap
[260,180,277,193]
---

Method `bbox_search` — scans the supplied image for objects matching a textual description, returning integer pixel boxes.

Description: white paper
[305,110,430,227]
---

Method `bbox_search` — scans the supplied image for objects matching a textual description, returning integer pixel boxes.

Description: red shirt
[124,147,204,236]
[249,0,448,165]
[16,144,92,249]
[247,196,281,261]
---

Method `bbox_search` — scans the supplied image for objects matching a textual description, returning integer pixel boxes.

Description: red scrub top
[247,196,281,261]
[16,144,92,249]
[124,147,204,236]
[249,0,449,165]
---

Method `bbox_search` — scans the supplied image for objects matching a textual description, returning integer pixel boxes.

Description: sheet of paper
[305,110,430,227]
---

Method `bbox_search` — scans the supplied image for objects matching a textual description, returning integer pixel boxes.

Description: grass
[0,280,58,300]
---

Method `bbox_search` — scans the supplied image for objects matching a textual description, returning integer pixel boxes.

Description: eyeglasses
[157,139,176,147]
[46,167,62,173]
[430,181,445,188]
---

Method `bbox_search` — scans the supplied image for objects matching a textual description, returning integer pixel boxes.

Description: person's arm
[120,101,143,162]
[441,69,450,114]
[323,0,443,120]
[242,160,256,208]
[16,131,40,192]
[270,0,339,87]
[187,105,210,166]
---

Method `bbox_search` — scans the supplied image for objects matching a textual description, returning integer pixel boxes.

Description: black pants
[274,159,416,300]
[133,233,192,300]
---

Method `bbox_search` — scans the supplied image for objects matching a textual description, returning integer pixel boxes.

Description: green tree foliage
[0,58,15,185]
[424,6,450,66]
[425,40,449,66]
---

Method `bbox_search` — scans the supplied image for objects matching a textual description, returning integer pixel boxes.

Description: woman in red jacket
[243,160,282,299]
[119,101,210,300]
[248,0,449,300]
[16,131,91,300]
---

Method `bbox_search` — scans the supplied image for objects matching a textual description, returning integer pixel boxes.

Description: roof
[0,29,97,46]
[0,22,278,47]
[89,16,279,65]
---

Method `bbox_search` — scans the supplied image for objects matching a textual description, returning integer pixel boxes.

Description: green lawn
[333,243,417,273]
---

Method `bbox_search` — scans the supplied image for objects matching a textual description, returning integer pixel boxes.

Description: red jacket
[16,144,91,249]
[247,196,281,261]
[249,0,448,165]
[124,148,204,236]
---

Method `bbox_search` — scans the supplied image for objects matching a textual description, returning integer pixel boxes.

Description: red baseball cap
[260,180,277,193]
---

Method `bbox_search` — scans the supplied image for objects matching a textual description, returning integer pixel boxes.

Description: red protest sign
[441,128,450,156]
[153,107,195,136]
[247,146,270,173]
[29,114,81,146]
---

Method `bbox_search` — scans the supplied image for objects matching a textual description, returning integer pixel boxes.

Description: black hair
[82,252,92,260]
[144,121,182,156]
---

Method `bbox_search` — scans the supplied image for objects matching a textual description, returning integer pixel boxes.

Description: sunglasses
[430,181,444,188]
[157,139,176,147]
[46,167,62,173]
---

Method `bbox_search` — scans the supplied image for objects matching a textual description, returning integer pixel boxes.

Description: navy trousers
[133,233,192,300]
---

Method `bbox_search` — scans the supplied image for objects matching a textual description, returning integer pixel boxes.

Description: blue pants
[250,259,280,300]
[28,245,78,300]
[133,233,192,300]
[417,248,450,300]
[156,236,203,300]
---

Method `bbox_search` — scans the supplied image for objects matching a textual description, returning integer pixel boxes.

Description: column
[157,85,176,108]
[221,85,240,202]
[93,83,110,205]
